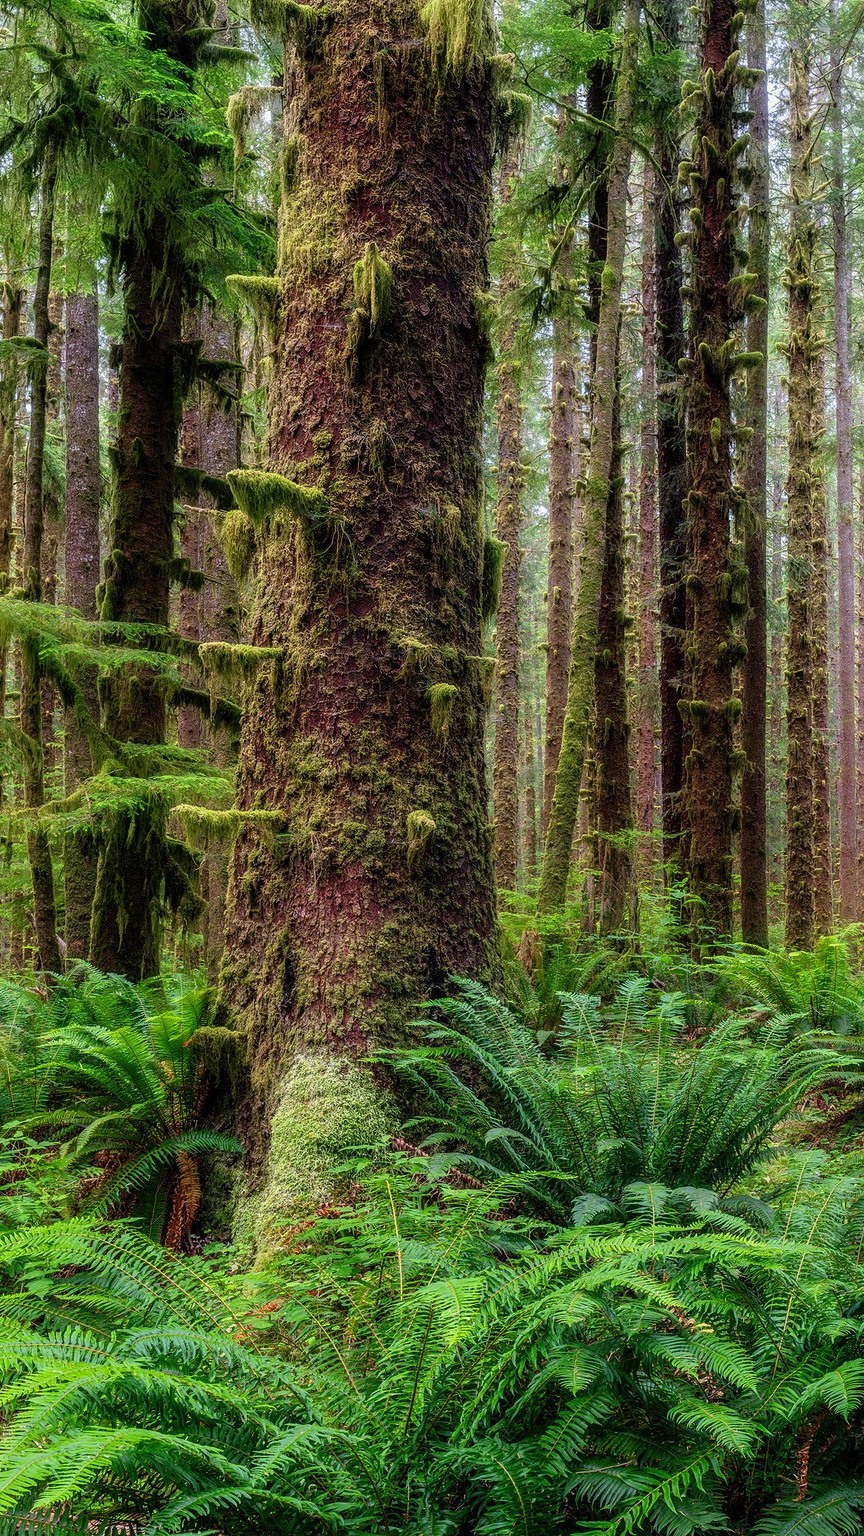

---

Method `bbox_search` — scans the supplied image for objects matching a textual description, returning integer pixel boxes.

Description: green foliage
[385,975,832,1223]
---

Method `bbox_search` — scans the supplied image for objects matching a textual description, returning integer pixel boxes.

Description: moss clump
[421,0,495,80]
[226,85,280,165]
[220,508,257,580]
[226,275,280,331]
[428,682,459,738]
[227,469,328,530]
[346,242,394,377]
[174,804,284,846]
[249,1054,394,1246]
[406,809,436,870]
[481,535,507,622]
[248,0,327,51]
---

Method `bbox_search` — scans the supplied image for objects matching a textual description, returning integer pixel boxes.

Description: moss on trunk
[221,0,499,1216]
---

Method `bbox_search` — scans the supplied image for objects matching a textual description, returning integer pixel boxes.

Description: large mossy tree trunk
[492,145,525,892]
[740,0,769,946]
[784,46,818,951]
[21,144,62,976]
[654,0,688,875]
[679,0,750,944]
[830,0,857,924]
[537,0,639,916]
[221,0,498,1210]
[63,283,102,960]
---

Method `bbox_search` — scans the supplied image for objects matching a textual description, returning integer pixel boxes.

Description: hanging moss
[199,640,282,700]
[226,84,281,166]
[227,468,328,530]
[225,274,280,331]
[175,463,235,511]
[495,89,532,155]
[220,508,257,580]
[421,0,495,80]
[174,804,285,846]
[248,0,328,57]
[346,242,394,377]
[406,809,436,870]
[480,535,507,622]
[428,682,459,738]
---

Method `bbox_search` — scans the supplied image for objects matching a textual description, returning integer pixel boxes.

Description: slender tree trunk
[595,365,634,931]
[769,476,783,894]
[493,146,524,891]
[543,259,578,838]
[0,279,22,811]
[63,284,102,959]
[811,364,832,935]
[178,302,241,979]
[637,172,658,859]
[830,1,856,923]
[21,145,61,975]
[655,0,688,871]
[222,0,498,1192]
[857,486,864,918]
[521,624,538,879]
[740,0,769,945]
[784,46,818,950]
[680,0,750,943]
[538,0,639,915]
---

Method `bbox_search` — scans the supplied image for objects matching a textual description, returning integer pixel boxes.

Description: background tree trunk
[222,0,498,1197]
[493,145,524,891]
[637,171,658,865]
[830,0,857,924]
[811,364,832,936]
[21,144,61,975]
[543,258,577,838]
[740,0,769,946]
[784,46,817,950]
[63,283,102,960]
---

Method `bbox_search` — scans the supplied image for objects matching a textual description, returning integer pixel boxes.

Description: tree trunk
[740,0,769,946]
[63,284,102,960]
[680,0,750,943]
[654,0,688,872]
[221,0,498,1200]
[537,0,639,915]
[830,0,856,924]
[857,487,864,919]
[493,145,524,892]
[811,362,832,936]
[784,46,818,951]
[542,259,578,838]
[178,303,241,979]
[637,171,658,860]
[21,144,61,975]
[0,279,22,811]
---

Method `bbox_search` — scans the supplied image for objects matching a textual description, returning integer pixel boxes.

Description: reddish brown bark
[493,147,524,892]
[740,0,769,946]
[637,172,658,852]
[655,0,688,872]
[830,2,857,924]
[63,285,102,959]
[681,0,749,942]
[811,368,832,937]
[222,0,497,1169]
[857,488,864,917]
[542,274,578,839]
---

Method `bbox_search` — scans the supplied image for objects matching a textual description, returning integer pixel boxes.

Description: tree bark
[222,0,498,1186]
[680,0,750,943]
[637,171,658,857]
[21,144,62,975]
[740,0,769,946]
[542,257,578,839]
[857,485,864,918]
[493,145,524,892]
[63,284,102,960]
[178,302,241,979]
[0,279,22,814]
[830,0,856,924]
[537,0,639,915]
[811,363,832,936]
[654,0,688,872]
[784,46,818,950]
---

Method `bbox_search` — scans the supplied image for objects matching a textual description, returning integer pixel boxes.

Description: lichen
[346,242,394,377]
[247,1053,395,1247]
[428,681,459,738]
[225,275,280,332]
[406,808,436,870]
